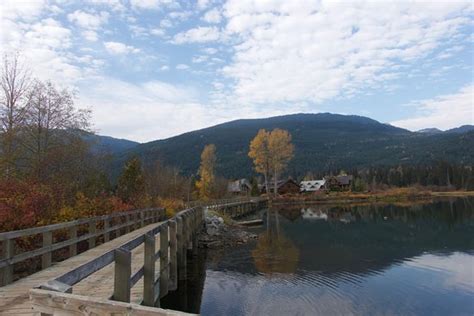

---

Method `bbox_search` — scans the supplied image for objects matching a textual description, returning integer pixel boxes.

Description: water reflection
[163,198,474,315]
[252,210,300,274]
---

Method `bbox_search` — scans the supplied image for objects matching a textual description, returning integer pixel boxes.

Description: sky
[1,0,473,143]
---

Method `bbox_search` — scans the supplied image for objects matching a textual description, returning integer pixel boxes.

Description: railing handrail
[0,207,166,286]
[0,207,161,241]
[185,196,266,208]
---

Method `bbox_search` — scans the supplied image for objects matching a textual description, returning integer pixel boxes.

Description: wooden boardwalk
[0,221,165,315]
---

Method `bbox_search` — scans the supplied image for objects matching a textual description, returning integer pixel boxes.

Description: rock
[199,214,259,249]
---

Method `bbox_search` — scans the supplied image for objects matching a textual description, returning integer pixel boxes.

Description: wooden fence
[32,207,203,315]
[0,207,165,286]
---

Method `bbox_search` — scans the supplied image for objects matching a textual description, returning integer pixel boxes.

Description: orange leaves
[0,179,133,233]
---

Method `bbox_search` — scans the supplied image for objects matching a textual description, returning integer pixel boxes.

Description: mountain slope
[114,113,474,178]
[83,133,140,154]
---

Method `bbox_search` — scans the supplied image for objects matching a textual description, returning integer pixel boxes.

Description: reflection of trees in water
[275,197,474,226]
[258,198,474,277]
[252,210,300,274]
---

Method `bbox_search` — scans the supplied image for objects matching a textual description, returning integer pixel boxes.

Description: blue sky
[1,0,473,142]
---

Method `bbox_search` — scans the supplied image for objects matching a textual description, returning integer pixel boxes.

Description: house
[227,179,252,195]
[324,175,353,191]
[300,180,326,193]
[261,179,300,195]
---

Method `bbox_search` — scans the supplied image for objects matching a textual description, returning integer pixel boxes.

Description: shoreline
[270,190,474,206]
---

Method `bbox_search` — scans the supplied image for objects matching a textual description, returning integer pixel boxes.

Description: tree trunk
[274,170,278,196]
[264,172,269,195]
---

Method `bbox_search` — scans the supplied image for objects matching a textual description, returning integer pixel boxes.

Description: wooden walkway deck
[0,221,165,315]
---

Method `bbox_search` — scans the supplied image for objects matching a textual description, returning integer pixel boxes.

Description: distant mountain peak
[417,128,443,134]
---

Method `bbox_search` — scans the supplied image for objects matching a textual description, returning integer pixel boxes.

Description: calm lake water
[162,198,474,315]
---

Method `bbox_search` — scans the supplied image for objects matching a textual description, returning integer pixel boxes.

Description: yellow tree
[248,129,271,195]
[268,129,294,195]
[196,144,216,200]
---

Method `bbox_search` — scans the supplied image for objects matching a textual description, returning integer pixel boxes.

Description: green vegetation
[113,113,474,187]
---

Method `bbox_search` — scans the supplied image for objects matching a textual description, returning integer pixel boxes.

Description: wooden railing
[32,207,203,315]
[186,196,266,209]
[0,207,165,286]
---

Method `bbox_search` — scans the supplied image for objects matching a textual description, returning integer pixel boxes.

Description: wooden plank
[103,218,110,242]
[159,223,169,298]
[69,226,77,257]
[88,220,96,249]
[29,288,194,316]
[0,239,14,286]
[176,216,186,281]
[0,208,164,241]
[168,220,178,291]
[113,248,131,303]
[143,232,156,306]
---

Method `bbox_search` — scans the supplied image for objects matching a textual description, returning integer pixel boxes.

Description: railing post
[143,232,156,306]
[104,218,110,242]
[177,216,186,280]
[125,214,130,234]
[186,213,192,250]
[169,220,178,291]
[42,231,52,269]
[69,226,77,257]
[192,210,198,256]
[140,210,145,227]
[0,239,14,286]
[159,223,169,298]
[88,220,96,249]
[113,248,131,303]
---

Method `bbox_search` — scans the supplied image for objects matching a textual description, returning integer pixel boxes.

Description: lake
[162,198,474,315]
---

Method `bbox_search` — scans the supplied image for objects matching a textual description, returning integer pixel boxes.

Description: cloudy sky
[1,0,473,142]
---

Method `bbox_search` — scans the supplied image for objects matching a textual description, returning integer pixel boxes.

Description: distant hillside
[112,113,474,179]
[83,133,140,154]
[417,128,442,134]
[445,125,474,134]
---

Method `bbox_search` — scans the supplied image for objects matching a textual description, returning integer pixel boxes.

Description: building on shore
[227,179,252,195]
[324,175,353,191]
[300,180,326,193]
[261,179,300,195]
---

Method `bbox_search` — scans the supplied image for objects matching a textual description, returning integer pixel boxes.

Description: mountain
[417,125,474,134]
[83,133,140,154]
[417,128,442,134]
[112,113,474,179]
[445,125,474,134]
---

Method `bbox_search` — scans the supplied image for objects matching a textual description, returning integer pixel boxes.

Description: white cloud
[391,85,474,131]
[86,0,126,11]
[150,28,166,37]
[80,77,306,142]
[104,41,140,55]
[160,19,173,28]
[130,0,174,10]
[0,0,46,20]
[192,55,208,63]
[67,10,109,42]
[172,26,221,44]
[202,8,222,24]
[197,0,211,10]
[203,47,218,54]
[220,0,472,105]
[160,65,169,71]
[67,10,109,30]
[176,63,190,70]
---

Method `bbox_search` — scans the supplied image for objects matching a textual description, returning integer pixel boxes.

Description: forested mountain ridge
[110,113,474,179]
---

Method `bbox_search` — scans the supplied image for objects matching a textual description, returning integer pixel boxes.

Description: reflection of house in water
[301,208,328,220]
[339,213,355,224]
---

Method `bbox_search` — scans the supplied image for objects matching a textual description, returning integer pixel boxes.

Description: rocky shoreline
[198,215,258,249]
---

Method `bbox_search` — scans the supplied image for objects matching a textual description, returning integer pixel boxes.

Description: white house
[300,180,326,192]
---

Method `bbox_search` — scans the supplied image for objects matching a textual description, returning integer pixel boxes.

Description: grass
[273,187,472,205]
